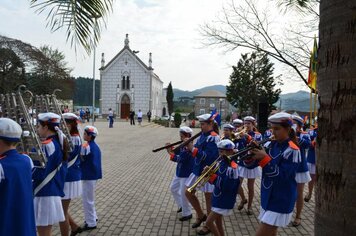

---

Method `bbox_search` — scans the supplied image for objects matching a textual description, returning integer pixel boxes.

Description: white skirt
[34,196,65,226]
[62,181,82,200]
[258,208,293,227]
[307,163,316,175]
[185,173,214,193]
[295,171,312,184]
[238,166,261,179]
[212,207,233,216]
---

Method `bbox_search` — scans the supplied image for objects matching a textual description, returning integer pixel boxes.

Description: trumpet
[233,127,247,139]
[187,137,272,193]
[152,140,183,152]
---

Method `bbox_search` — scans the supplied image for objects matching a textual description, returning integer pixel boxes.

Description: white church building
[99,34,166,119]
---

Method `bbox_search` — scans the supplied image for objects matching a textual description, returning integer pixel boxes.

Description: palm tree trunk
[316,0,356,235]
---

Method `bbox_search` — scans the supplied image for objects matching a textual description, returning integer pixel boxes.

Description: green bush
[174,113,182,128]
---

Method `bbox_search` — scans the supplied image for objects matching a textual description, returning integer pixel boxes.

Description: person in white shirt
[137,109,143,125]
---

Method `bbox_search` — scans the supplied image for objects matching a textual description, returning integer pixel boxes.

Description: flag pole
[310,88,313,125]
[313,83,318,120]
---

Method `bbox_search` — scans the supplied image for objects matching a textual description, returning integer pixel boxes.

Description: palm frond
[30,0,114,54]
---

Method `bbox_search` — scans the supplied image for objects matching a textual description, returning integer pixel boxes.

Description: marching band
[0,87,318,236]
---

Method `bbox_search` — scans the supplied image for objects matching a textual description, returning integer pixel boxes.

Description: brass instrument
[0,86,47,167]
[187,137,272,193]
[152,140,183,152]
[233,127,247,139]
[33,91,73,151]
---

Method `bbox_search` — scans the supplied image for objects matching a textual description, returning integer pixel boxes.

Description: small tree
[226,51,281,115]
[166,82,174,122]
[174,113,182,128]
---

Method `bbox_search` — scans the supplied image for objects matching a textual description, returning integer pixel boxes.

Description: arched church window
[126,76,130,90]
[122,76,126,89]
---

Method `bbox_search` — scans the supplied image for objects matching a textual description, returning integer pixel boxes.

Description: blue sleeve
[262,150,300,182]
[299,134,311,149]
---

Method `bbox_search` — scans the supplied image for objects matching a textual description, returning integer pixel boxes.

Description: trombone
[187,137,272,193]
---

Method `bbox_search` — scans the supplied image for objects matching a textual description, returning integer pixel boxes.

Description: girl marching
[185,113,220,235]
[291,115,311,227]
[238,116,262,215]
[33,112,69,236]
[60,113,83,236]
[166,126,194,221]
[205,139,240,236]
[0,118,36,236]
[305,118,318,202]
[251,112,301,236]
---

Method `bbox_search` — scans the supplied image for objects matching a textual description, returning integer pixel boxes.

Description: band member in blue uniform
[305,118,318,202]
[33,112,69,236]
[81,125,102,231]
[238,116,262,215]
[232,118,243,132]
[0,118,36,236]
[185,113,220,235]
[205,139,239,236]
[60,113,83,236]
[263,123,273,140]
[166,126,194,221]
[251,112,301,236]
[221,124,235,140]
[291,115,311,227]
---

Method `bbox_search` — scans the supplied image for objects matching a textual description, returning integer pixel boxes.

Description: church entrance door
[120,94,130,119]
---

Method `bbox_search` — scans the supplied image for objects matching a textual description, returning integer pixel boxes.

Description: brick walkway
[53,121,315,236]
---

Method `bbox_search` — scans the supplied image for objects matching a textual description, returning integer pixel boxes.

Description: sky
[0,0,312,93]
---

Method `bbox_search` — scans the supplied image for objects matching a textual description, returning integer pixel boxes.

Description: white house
[99,34,165,119]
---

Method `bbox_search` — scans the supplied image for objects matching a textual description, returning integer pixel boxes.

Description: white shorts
[34,196,65,226]
[185,173,214,193]
[295,171,312,184]
[258,207,293,227]
[212,207,233,216]
[238,166,261,179]
[62,181,82,200]
[307,163,316,175]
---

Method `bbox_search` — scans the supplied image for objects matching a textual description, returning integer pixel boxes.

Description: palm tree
[30,0,113,54]
[280,0,356,235]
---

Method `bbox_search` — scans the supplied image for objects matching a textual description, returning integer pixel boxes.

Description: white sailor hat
[223,124,235,130]
[244,116,256,122]
[179,126,193,134]
[217,139,235,150]
[38,112,61,125]
[0,118,22,142]
[268,112,293,126]
[197,114,213,122]
[292,115,304,125]
[84,125,98,136]
[63,112,79,121]
[232,119,243,125]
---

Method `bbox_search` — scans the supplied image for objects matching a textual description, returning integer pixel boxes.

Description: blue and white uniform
[264,129,273,140]
[170,141,194,217]
[185,130,220,193]
[238,131,262,179]
[307,128,317,174]
[210,160,239,216]
[81,125,102,228]
[0,148,36,236]
[258,139,301,227]
[32,136,67,226]
[295,131,312,183]
[63,134,82,199]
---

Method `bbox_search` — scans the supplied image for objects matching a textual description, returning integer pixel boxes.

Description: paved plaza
[53,121,315,236]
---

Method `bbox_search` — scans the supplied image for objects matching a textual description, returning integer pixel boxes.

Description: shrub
[174,113,182,128]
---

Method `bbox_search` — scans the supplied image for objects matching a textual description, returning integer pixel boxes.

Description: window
[121,76,130,90]
[209,103,215,108]
[200,98,205,104]
[199,109,205,115]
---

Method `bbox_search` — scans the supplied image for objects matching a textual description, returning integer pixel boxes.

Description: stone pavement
[53,121,315,236]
